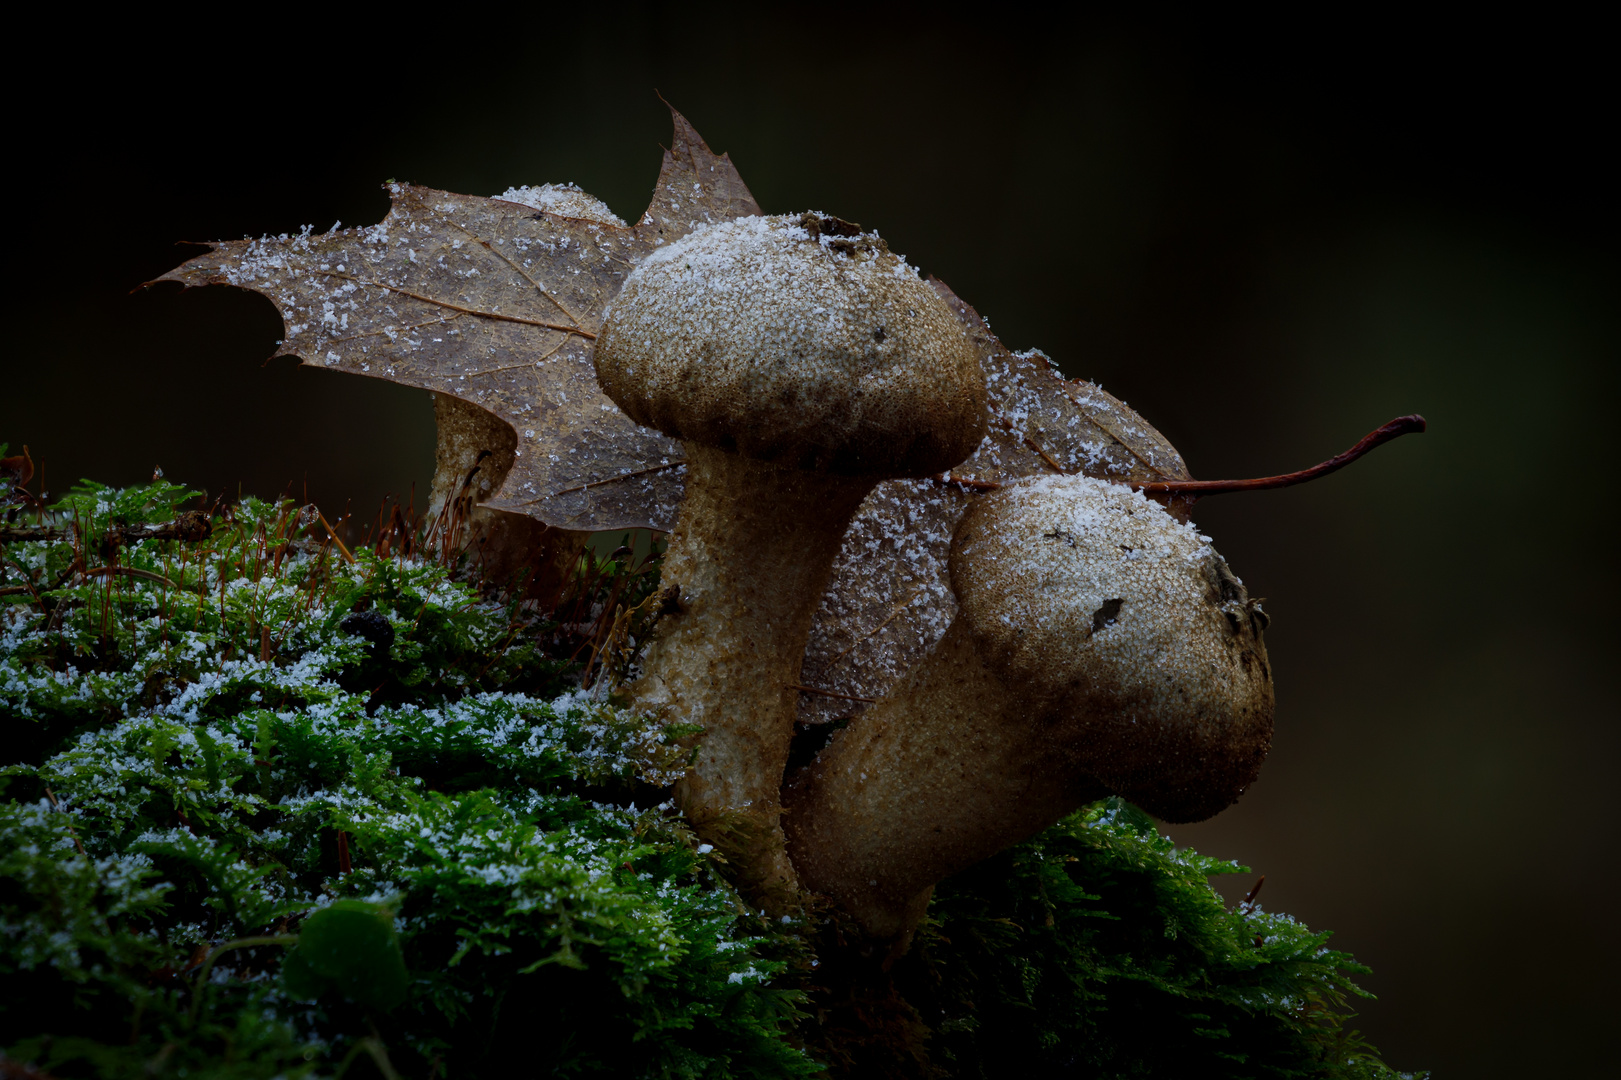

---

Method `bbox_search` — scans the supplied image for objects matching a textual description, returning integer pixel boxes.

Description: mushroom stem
[785,619,1109,940]
[634,442,876,906]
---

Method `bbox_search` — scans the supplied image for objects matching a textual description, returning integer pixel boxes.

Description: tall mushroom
[592,212,986,904]
[784,474,1274,939]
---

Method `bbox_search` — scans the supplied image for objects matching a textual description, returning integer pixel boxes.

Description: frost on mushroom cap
[594,213,987,477]
[950,473,1274,821]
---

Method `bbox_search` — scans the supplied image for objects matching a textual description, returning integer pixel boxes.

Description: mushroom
[784,473,1274,939]
[592,212,986,904]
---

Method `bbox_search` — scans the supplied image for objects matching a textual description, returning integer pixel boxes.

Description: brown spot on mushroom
[1091,598,1124,635]
[1043,527,1078,547]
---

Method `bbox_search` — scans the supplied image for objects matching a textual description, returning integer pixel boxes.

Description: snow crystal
[495,183,628,227]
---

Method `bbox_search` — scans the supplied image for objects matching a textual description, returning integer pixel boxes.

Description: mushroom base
[784,619,1109,940]
[632,443,877,909]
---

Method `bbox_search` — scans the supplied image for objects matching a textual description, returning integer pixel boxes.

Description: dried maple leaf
[154,106,760,534]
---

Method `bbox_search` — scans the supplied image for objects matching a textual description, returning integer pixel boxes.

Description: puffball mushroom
[593,212,986,905]
[784,474,1274,939]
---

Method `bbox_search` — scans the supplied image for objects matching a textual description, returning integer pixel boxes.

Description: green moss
[0,476,1423,1078]
[902,799,1416,1078]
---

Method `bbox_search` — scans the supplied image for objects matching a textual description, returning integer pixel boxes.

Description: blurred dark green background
[5,7,1614,1074]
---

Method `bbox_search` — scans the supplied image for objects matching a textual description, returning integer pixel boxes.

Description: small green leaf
[282,900,408,1012]
[195,727,222,788]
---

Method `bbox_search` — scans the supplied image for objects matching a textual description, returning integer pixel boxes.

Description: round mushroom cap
[594,213,987,477]
[949,474,1274,821]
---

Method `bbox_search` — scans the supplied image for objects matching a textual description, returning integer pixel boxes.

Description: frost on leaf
[154,107,761,532]
[795,282,1192,725]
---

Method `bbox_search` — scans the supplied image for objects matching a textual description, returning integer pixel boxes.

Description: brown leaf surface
[154,106,761,532]
[795,283,1192,725]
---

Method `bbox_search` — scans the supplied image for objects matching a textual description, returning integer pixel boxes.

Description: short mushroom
[784,473,1274,938]
[592,212,986,904]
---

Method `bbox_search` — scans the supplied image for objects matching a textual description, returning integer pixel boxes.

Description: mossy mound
[0,465,1422,1078]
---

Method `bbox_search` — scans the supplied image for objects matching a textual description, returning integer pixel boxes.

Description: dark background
[5,7,1615,1075]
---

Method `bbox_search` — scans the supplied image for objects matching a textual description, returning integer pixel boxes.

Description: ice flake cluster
[495,182,628,227]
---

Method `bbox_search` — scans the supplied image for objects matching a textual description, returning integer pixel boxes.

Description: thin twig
[316,512,356,564]
[333,1037,404,1080]
[0,558,42,607]
[361,1038,406,1080]
[111,513,213,545]
[0,525,65,542]
[188,935,299,1024]
[1240,874,1266,916]
[84,566,180,588]
[43,787,86,856]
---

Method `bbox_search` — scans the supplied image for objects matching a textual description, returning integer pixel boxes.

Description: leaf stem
[1133,415,1427,498]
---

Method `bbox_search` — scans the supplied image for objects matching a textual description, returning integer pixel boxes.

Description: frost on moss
[0,474,1421,1079]
[1,479,811,1079]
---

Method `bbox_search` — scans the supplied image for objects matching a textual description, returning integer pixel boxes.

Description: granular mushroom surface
[957,474,1228,707]
[595,213,984,476]
[953,474,1273,818]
